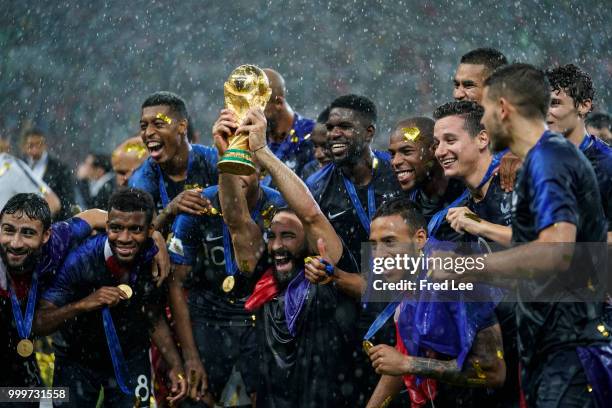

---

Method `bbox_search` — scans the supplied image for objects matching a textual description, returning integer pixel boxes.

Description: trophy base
[218,149,256,175]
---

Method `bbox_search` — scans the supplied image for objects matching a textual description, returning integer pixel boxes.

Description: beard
[270,246,307,291]
[0,244,42,276]
[329,138,368,167]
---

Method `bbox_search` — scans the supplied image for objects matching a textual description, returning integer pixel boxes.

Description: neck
[510,119,547,160]
[269,105,295,143]
[464,152,493,200]
[341,148,373,186]
[161,142,190,178]
[422,164,449,198]
[567,121,587,147]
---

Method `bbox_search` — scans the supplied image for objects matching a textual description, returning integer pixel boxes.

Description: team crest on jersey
[168,236,184,257]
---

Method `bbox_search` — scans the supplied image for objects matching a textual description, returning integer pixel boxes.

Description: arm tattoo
[406,324,504,387]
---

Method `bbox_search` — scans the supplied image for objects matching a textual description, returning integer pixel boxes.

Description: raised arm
[74,209,107,230]
[213,109,265,275]
[236,108,343,264]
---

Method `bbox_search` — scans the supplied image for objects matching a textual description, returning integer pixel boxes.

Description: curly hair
[546,64,594,108]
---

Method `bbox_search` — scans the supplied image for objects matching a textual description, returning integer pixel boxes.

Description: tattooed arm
[369,323,505,388]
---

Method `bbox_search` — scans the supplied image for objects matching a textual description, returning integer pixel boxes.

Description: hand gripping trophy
[217,64,272,175]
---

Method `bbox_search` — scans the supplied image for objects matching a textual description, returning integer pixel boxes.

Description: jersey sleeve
[41,243,91,307]
[528,148,579,233]
[128,160,159,198]
[168,213,202,265]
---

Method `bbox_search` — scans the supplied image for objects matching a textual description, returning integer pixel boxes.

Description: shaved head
[263,68,286,99]
[112,136,148,186]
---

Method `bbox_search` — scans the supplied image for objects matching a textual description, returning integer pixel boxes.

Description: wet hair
[1,193,51,231]
[433,101,484,137]
[329,94,377,126]
[484,63,550,120]
[372,198,426,235]
[89,153,113,173]
[393,116,435,146]
[546,64,594,109]
[317,106,330,124]
[22,128,46,139]
[586,112,611,131]
[460,48,508,75]
[141,91,188,120]
[107,188,155,225]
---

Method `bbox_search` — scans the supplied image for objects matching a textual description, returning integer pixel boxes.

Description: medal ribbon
[102,307,131,394]
[363,301,400,342]
[427,148,508,237]
[157,144,195,207]
[102,239,139,395]
[221,194,265,277]
[9,272,39,343]
[342,170,376,235]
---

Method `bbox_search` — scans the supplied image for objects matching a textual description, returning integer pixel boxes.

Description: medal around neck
[17,338,34,357]
[222,275,235,293]
[117,284,133,299]
[218,64,272,175]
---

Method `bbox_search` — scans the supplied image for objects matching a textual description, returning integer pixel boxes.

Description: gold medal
[222,276,235,293]
[362,340,374,354]
[118,284,133,299]
[17,339,34,357]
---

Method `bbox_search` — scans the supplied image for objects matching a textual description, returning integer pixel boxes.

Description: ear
[365,124,376,143]
[414,227,427,250]
[477,129,490,151]
[275,95,285,108]
[499,97,512,121]
[178,118,188,138]
[577,99,592,118]
[41,228,52,246]
[148,224,155,236]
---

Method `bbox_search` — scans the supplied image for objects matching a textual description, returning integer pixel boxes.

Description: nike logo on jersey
[205,233,223,242]
[328,209,348,220]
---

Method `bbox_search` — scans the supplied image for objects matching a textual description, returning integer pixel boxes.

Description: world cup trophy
[217,64,272,175]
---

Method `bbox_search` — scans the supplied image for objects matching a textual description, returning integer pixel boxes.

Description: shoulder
[128,158,157,189]
[294,114,315,137]
[306,162,335,194]
[61,235,105,269]
[192,144,219,164]
[526,132,587,176]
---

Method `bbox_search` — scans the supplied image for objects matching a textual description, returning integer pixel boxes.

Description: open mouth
[146,141,165,160]
[440,157,457,169]
[273,253,293,273]
[6,249,27,263]
[114,245,137,257]
[330,142,348,156]
[395,168,415,184]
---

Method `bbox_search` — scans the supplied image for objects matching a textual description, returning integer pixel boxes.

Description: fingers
[199,373,208,398]
[188,370,199,400]
[176,190,211,215]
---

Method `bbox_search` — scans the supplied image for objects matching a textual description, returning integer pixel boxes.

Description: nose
[9,234,24,249]
[117,229,131,244]
[391,151,404,168]
[453,87,466,101]
[435,142,447,159]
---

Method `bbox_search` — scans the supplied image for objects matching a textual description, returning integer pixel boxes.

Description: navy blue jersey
[511,131,607,378]
[409,178,466,225]
[128,144,218,211]
[0,218,91,387]
[169,185,285,326]
[307,151,402,268]
[42,235,165,369]
[268,113,315,179]
[580,134,612,231]
[301,159,322,181]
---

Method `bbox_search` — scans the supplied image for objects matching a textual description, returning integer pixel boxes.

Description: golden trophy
[218,64,272,175]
